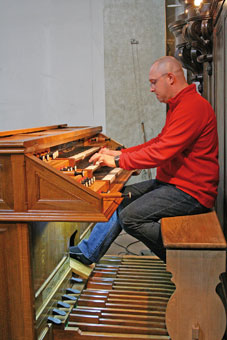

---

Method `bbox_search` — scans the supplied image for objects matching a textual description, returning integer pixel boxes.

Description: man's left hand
[89,153,116,167]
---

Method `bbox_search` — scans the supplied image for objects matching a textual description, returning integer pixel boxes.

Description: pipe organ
[0,124,172,340]
[1,124,226,340]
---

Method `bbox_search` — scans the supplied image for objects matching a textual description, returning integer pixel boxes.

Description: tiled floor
[106,230,153,257]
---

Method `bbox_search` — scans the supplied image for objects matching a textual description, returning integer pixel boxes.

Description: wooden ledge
[161,211,227,249]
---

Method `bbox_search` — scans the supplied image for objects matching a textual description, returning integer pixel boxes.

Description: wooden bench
[161,211,227,340]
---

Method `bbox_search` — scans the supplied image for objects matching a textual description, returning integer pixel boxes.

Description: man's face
[149,67,171,103]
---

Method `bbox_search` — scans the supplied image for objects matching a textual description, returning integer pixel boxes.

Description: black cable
[113,240,129,252]
[126,240,140,256]
[118,251,128,255]
[113,233,141,256]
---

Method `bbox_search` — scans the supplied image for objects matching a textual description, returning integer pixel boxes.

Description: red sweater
[120,84,219,208]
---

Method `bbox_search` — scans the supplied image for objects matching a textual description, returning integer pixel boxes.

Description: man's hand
[99,147,122,157]
[89,153,116,167]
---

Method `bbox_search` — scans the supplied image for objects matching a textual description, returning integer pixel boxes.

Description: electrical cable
[126,240,141,255]
[113,232,141,256]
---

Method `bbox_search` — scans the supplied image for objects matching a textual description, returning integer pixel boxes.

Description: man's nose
[150,87,155,92]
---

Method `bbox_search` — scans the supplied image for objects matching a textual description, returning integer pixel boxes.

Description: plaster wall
[0,0,105,130]
[104,0,166,181]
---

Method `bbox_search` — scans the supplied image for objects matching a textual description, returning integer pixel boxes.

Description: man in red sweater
[70,56,219,263]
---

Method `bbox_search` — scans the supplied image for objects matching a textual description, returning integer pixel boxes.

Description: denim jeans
[78,179,210,262]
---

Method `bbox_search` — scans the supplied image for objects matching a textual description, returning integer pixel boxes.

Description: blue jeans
[78,179,210,262]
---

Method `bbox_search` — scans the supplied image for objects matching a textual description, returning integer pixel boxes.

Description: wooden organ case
[0,124,173,340]
[0,124,129,340]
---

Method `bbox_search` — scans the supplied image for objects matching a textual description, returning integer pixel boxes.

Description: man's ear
[168,73,175,85]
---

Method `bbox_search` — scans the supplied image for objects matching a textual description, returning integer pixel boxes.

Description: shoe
[69,246,93,265]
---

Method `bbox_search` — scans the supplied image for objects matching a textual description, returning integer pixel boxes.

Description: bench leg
[165,249,226,340]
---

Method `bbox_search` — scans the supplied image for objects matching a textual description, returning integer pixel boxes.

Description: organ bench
[161,211,227,340]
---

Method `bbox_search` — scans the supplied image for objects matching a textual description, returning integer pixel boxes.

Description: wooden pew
[161,211,227,340]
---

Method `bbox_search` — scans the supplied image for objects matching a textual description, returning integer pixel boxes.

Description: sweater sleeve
[119,99,208,170]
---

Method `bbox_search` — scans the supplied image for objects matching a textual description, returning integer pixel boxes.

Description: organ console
[0,124,171,340]
[0,124,226,340]
[0,124,132,222]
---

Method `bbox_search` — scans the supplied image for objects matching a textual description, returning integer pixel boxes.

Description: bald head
[149,56,188,103]
[151,56,185,80]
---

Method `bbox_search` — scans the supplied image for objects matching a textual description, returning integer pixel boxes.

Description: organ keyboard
[0,124,132,222]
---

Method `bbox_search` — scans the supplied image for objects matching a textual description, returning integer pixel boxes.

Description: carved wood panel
[0,223,35,340]
[166,249,226,340]
[212,3,227,235]
[25,155,102,213]
[0,155,14,210]
[0,227,11,340]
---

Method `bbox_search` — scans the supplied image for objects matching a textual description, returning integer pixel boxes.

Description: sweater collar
[167,84,197,110]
